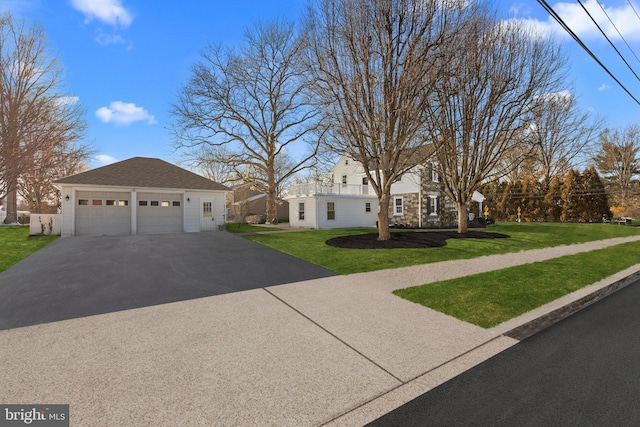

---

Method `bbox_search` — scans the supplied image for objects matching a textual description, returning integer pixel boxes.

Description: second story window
[342,175,347,185]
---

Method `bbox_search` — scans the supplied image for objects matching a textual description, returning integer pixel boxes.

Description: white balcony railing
[286,182,371,197]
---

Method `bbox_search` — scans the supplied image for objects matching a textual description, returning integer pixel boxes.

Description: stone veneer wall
[388,193,420,227]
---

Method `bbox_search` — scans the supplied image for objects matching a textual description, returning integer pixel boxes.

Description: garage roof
[54,157,230,191]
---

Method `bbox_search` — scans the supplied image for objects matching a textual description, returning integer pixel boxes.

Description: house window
[394,197,403,215]
[161,201,170,207]
[362,177,368,185]
[139,201,148,206]
[431,168,439,182]
[150,201,159,206]
[345,159,349,165]
[365,202,371,213]
[78,199,88,206]
[118,200,128,207]
[430,196,437,215]
[298,202,305,220]
[106,200,116,206]
[327,202,336,220]
[172,201,181,207]
[92,199,102,206]
[342,175,347,185]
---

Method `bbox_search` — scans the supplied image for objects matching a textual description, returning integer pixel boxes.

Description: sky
[1,0,640,170]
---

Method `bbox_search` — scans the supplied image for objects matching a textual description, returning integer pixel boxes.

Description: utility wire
[627,0,640,22]
[535,0,640,107]
[578,0,640,85]
[597,0,640,66]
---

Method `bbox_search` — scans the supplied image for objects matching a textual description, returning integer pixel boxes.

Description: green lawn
[246,222,640,274]
[394,240,640,328]
[225,223,281,233]
[0,226,58,272]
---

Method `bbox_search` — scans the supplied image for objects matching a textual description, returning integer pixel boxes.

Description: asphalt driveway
[0,231,336,330]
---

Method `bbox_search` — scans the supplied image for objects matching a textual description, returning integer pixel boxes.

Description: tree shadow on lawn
[325,231,510,249]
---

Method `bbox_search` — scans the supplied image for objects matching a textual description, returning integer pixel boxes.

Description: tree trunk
[457,201,468,234]
[377,192,391,241]
[4,187,18,224]
[265,167,278,224]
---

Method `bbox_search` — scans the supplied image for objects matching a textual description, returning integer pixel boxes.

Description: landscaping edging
[504,268,640,341]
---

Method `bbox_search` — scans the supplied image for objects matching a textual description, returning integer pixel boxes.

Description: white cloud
[95,101,156,126]
[94,154,118,166]
[508,0,640,42]
[71,0,134,29]
[95,32,134,50]
[55,96,80,106]
[598,83,611,91]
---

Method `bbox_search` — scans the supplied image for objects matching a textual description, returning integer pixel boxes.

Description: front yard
[246,222,640,274]
[0,226,58,273]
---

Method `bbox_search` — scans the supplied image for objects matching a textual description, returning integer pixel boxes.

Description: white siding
[289,197,318,229]
[317,196,377,229]
[390,170,421,195]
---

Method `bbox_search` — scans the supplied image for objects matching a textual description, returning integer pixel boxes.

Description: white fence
[287,182,370,197]
[30,214,62,235]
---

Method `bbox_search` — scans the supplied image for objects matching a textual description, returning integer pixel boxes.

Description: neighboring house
[227,183,289,223]
[53,157,230,236]
[286,154,485,229]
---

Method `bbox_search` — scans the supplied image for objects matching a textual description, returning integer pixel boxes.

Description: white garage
[54,157,230,237]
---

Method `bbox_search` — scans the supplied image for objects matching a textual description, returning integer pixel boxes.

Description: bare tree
[170,19,322,224]
[524,91,603,185]
[427,7,568,233]
[0,13,87,223]
[305,0,461,240]
[178,145,239,185]
[593,125,640,211]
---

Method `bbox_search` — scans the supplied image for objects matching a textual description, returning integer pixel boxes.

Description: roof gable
[53,157,230,191]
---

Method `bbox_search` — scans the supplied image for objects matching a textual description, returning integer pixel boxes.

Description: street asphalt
[0,231,336,330]
[368,275,640,426]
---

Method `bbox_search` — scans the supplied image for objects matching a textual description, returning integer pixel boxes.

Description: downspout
[418,169,423,228]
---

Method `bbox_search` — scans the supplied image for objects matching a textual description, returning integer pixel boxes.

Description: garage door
[76,191,131,236]
[136,192,183,234]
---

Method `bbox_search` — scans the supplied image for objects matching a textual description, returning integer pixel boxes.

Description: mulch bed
[325,231,510,249]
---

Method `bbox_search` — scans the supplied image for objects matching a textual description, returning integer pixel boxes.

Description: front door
[200,199,216,231]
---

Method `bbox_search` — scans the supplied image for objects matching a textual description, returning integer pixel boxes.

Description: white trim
[393,196,404,216]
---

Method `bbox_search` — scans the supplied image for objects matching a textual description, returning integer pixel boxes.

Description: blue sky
[2,0,640,170]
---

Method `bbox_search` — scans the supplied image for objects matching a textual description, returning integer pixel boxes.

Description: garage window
[139,201,148,206]
[161,201,170,207]
[150,201,159,206]
[118,200,128,207]
[106,200,116,206]
[92,199,102,206]
[172,201,181,207]
[327,202,336,220]
[78,199,89,206]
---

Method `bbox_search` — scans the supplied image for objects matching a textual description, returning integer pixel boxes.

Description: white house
[286,154,485,229]
[53,157,230,236]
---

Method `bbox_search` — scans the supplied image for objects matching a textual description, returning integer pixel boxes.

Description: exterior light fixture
[65,195,70,201]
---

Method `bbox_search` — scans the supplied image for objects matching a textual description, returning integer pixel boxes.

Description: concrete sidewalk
[1,236,639,426]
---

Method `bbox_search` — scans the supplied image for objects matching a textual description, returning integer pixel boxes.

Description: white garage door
[136,192,183,234]
[75,191,131,236]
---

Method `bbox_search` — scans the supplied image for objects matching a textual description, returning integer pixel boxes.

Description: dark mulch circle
[325,231,510,249]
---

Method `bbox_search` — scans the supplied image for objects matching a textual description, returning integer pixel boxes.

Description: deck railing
[286,182,370,197]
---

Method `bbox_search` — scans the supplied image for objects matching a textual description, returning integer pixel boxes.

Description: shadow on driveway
[0,231,337,330]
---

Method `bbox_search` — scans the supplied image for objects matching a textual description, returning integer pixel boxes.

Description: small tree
[543,174,562,222]
[171,20,322,224]
[560,169,581,222]
[428,5,567,233]
[581,165,610,222]
[305,0,461,240]
[593,126,640,213]
[0,13,87,223]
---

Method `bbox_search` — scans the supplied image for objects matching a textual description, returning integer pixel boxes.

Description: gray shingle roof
[53,157,230,191]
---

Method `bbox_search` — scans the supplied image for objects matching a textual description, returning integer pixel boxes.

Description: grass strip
[0,226,58,273]
[246,222,640,274]
[393,240,640,329]
[225,223,281,233]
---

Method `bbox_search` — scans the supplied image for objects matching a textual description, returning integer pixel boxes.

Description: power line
[578,0,640,85]
[597,0,640,66]
[535,0,640,107]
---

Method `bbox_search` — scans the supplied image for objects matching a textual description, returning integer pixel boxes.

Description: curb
[503,268,640,341]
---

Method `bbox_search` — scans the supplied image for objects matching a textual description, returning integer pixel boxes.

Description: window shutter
[436,197,441,215]
[426,197,432,214]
